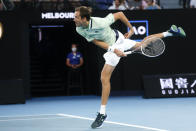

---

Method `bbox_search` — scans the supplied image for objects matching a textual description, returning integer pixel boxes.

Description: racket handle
[124,51,133,55]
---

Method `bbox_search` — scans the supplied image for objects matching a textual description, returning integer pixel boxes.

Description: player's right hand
[114,49,127,57]
[124,29,134,39]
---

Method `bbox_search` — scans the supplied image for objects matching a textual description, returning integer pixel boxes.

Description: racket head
[141,37,165,57]
[0,22,3,39]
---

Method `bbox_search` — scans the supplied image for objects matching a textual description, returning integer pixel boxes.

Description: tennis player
[74,6,186,129]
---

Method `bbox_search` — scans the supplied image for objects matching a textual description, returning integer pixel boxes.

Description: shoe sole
[171,25,178,32]
[91,119,105,129]
[96,125,103,129]
[170,25,186,37]
[178,27,186,37]
[91,124,103,129]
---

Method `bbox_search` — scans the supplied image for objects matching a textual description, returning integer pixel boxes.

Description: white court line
[58,113,169,131]
[0,114,65,122]
[0,117,65,122]
[0,114,169,131]
[0,114,59,118]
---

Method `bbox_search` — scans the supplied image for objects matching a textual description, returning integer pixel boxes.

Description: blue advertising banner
[128,20,149,41]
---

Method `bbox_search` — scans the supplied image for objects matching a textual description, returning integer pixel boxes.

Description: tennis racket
[124,37,165,57]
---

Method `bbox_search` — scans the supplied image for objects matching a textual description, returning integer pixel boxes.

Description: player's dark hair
[75,6,92,21]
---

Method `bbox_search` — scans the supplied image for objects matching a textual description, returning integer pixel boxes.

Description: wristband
[107,46,115,52]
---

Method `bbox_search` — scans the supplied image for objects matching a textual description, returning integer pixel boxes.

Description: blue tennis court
[0,96,196,131]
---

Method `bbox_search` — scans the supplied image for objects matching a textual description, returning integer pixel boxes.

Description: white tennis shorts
[103,30,137,67]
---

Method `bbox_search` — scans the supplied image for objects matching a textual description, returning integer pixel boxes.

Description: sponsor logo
[128,20,149,41]
[160,78,174,89]
[160,77,196,95]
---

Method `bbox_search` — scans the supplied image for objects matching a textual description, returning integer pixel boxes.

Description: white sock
[163,31,173,37]
[99,105,106,115]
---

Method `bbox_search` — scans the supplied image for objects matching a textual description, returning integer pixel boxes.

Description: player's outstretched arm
[92,39,109,50]
[113,12,134,39]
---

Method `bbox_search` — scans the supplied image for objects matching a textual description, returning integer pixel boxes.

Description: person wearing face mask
[66,43,84,69]
[66,43,84,95]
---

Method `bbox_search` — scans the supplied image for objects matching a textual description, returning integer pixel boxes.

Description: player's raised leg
[131,25,186,50]
[91,64,115,129]
[168,25,186,37]
[143,25,186,41]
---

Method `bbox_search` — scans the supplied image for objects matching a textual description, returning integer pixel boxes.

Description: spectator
[190,0,196,8]
[142,0,148,9]
[127,0,142,10]
[108,0,128,10]
[56,0,65,10]
[0,2,4,10]
[180,0,190,8]
[93,0,113,10]
[144,0,161,10]
[66,43,84,95]
[68,0,81,9]
[142,0,159,9]
[0,0,15,10]
[66,43,83,69]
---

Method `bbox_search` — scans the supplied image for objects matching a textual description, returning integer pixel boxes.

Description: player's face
[74,11,86,27]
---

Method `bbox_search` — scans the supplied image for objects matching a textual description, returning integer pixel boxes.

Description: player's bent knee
[101,75,110,85]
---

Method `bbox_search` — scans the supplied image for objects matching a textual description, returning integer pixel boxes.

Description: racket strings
[142,39,165,57]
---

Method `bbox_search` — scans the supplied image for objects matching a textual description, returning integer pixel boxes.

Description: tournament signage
[128,20,149,41]
[143,74,196,98]
[41,12,75,19]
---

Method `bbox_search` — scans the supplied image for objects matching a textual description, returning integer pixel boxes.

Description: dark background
[0,9,196,103]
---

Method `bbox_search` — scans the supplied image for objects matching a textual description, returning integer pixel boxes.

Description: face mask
[72,47,77,52]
